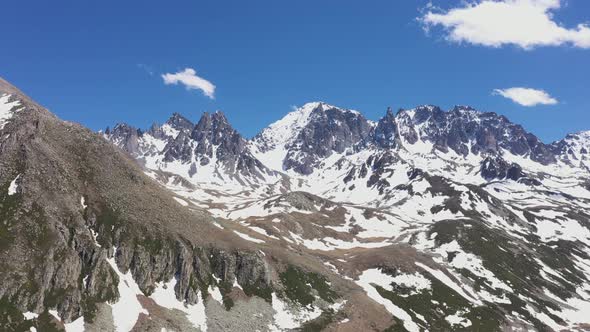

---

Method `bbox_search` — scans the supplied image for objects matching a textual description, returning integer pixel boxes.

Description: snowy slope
[102,101,590,332]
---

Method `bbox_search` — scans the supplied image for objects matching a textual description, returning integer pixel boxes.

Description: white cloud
[493,87,558,106]
[162,68,216,99]
[420,0,590,49]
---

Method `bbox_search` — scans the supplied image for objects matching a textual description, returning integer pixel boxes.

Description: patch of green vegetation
[375,271,503,332]
[43,288,68,308]
[36,310,63,332]
[241,279,272,303]
[0,179,20,251]
[299,309,335,332]
[94,206,123,247]
[218,281,235,311]
[21,203,57,262]
[134,234,167,255]
[537,240,585,285]
[17,271,40,298]
[0,297,34,332]
[383,317,409,332]
[457,268,502,299]
[429,218,572,330]
[80,296,99,323]
[81,267,119,323]
[188,273,210,299]
[431,220,537,293]
[279,265,337,307]
[500,294,553,332]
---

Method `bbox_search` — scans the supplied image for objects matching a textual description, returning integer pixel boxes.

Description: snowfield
[100,101,590,331]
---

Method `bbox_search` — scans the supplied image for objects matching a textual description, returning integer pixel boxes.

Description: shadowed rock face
[248,103,558,178]
[391,105,556,164]
[283,103,373,175]
[480,156,524,181]
[146,113,194,141]
[105,123,142,156]
[106,110,276,183]
[163,131,193,163]
[166,112,194,132]
[372,107,400,149]
[191,111,248,164]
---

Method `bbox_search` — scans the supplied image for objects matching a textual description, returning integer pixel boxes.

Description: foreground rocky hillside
[1,76,590,331]
[0,79,379,332]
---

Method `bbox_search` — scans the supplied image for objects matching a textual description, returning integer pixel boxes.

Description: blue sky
[1,0,589,142]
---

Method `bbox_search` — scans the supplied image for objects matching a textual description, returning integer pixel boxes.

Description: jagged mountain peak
[385,106,395,118]
[552,130,590,167]
[379,103,555,164]
[105,122,141,139]
[192,110,240,143]
[562,130,590,142]
[254,101,362,146]
[165,112,193,131]
[251,101,372,174]
[102,107,279,186]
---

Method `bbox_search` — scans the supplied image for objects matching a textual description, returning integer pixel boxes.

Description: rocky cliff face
[251,102,557,179]
[105,110,281,191]
[252,102,373,175]
[282,104,372,175]
[362,104,555,165]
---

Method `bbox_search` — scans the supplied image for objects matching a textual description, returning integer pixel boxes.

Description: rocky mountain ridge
[2,75,590,331]
[103,99,590,331]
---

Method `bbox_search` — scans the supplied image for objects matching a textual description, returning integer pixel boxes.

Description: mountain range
[1,77,590,331]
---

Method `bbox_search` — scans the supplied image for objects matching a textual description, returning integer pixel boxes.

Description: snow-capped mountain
[3,72,590,330]
[552,130,590,170]
[105,110,283,193]
[251,102,373,175]
[98,99,590,331]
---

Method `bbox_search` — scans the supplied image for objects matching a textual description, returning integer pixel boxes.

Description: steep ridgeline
[0,78,371,332]
[246,103,572,206]
[105,110,284,193]
[380,105,554,163]
[253,103,555,176]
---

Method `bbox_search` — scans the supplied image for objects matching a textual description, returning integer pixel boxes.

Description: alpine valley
[2,76,590,332]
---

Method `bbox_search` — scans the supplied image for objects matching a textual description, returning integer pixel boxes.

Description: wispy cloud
[493,87,558,106]
[419,0,590,49]
[161,68,216,99]
[137,63,154,76]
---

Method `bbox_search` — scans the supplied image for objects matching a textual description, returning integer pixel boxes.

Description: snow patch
[356,268,421,332]
[173,197,189,206]
[268,293,322,331]
[233,230,266,244]
[150,278,207,331]
[0,94,21,130]
[8,174,20,195]
[106,251,149,332]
